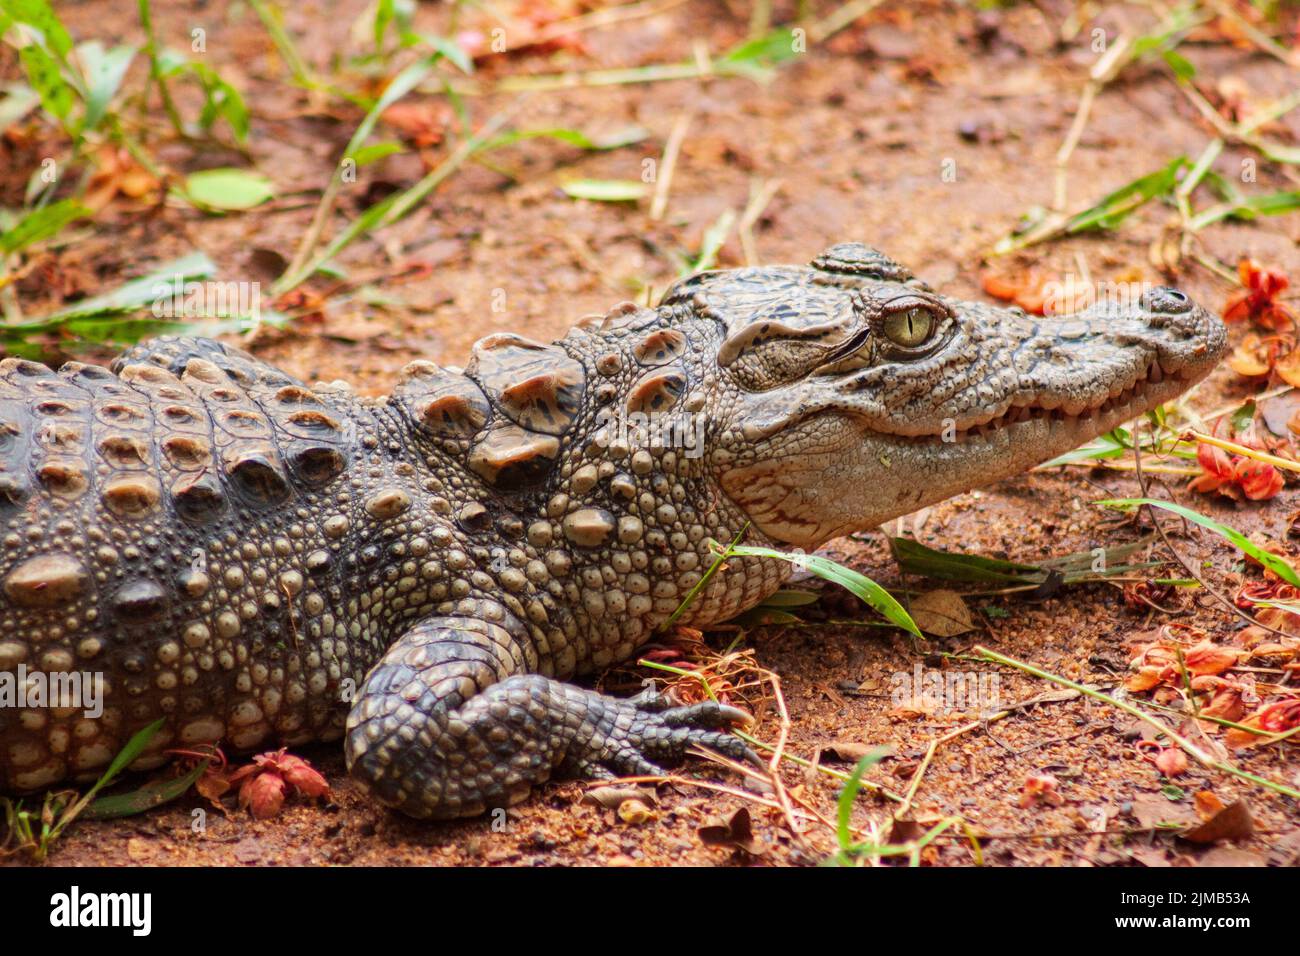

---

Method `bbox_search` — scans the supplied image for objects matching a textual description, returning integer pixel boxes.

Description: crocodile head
[656,243,1227,550]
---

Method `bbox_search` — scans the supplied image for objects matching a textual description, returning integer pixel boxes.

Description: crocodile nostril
[1142,287,1192,315]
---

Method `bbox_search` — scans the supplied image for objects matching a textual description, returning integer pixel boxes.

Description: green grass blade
[758,589,821,607]
[95,718,165,792]
[36,250,216,323]
[479,125,648,152]
[1097,497,1300,587]
[728,544,921,639]
[78,40,136,131]
[0,198,88,253]
[560,178,648,202]
[343,58,434,161]
[835,748,889,854]
[1065,157,1187,233]
[661,523,748,630]
[83,758,209,820]
[889,536,1044,584]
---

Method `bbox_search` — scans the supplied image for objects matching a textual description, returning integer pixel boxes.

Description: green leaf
[1230,399,1257,435]
[482,125,649,152]
[1257,140,1300,166]
[78,41,136,130]
[560,178,648,202]
[372,0,415,53]
[351,140,405,166]
[0,198,88,253]
[98,718,165,791]
[835,749,890,852]
[890,536,1044,584]
[1065,157,1187,233]
[719,29,803,82]
[180,167,275,211]
[1096,498,1300,587]
[83,758,210,820]
[190,62,250,142]
[155,47,189,77]
[727,544,921,639]
[4,0,74,59]
[417,32,473,74]
[344,58,435,162]
[759,589,821,607]
[19,43,74,124]
[1188,190,1300,231]
[1038,428,1131,467]
[688,208,736,273]
[1130,5,1198,62]
[36,250,215,322]
[1161,49,1195,81]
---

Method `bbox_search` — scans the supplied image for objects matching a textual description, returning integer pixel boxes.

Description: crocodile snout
[1132,286,1227,376]
[1141,286,1193,314]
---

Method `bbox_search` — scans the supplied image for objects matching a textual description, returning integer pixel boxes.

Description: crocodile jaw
[717,293,1227,550]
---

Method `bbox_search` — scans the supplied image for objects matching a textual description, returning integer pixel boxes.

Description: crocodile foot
[345,610,760,819]
[557,684,761,781]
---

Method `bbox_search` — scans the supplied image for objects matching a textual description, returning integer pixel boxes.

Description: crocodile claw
[567,689,762,782]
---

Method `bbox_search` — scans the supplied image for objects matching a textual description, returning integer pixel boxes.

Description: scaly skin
[0,245,1226,818]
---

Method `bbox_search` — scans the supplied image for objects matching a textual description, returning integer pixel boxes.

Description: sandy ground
[2,0,1299,866]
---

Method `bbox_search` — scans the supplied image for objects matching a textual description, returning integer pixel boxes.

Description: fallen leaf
[909,589,975,637]
[1193,790,1226,820]
[381,101,451,148]
[194,768,233,813]
[1129,845,1174,867]
[888,817,925,844]
[1226,332,1276,377]
[1185,640,1241,676]
[697,806,766,855]
[1181,799,1255,844]
[819,741,883,763]
[1126,666,1166,692]
[1131,793,1199,829]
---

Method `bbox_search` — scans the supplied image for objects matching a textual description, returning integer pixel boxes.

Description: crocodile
[0,244,1226,819]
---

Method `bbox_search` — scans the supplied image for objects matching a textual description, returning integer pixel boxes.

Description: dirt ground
[3,0,1300,866]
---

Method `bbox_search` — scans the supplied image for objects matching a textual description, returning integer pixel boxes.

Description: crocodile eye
[881,307,935,349]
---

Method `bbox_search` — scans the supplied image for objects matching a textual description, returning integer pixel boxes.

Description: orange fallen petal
[1154,747,1188,777]
[238,770,286,819]
[1185,640,1241,677]
[277,753,331,798]
[1234,458,1285,500]
[1126,666,1166,692]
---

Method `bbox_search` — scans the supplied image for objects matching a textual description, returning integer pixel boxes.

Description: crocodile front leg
[344,609,757,819]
